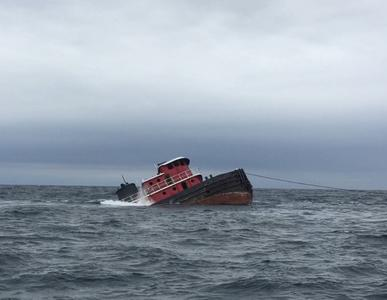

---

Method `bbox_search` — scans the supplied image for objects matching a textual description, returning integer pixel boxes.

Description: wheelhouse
[142,157,202,203]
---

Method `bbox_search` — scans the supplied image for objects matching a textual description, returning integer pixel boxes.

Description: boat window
[163,191,166,195]
[149,181,153,185]
[168,164,173,169]
[157,178,160,182]
[173,161,180,167]
[166,175,173,185]
[173,187,177,191]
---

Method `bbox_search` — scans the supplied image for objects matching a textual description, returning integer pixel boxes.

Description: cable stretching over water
[246,172,351,191]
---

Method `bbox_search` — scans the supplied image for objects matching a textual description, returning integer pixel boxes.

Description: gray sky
[1,0,387,188]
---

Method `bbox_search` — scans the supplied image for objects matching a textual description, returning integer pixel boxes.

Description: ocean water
[0,186,387,300]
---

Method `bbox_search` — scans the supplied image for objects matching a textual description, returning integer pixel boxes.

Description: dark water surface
[1,186,387,299]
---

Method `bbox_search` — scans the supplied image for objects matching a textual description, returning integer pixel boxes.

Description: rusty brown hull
[193,192,252,205]
[154,169,253,206]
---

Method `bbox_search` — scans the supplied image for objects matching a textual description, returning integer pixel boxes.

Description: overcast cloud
[1,0,387,188]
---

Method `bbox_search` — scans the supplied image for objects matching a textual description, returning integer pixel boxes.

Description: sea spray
[100,187,152,207]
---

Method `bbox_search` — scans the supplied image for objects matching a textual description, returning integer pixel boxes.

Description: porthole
[163,191,166,195]
[173,187,177,191]
[157,178,160,182]
[149,181,153,185]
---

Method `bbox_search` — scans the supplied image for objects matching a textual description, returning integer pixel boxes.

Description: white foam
[100,197,152,207]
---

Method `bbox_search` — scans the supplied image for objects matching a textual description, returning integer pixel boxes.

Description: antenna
[121,175,128,184]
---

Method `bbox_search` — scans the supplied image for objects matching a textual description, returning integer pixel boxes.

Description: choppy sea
[1,185,387,299]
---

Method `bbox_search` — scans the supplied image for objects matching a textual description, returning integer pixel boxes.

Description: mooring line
[245,172,351,191]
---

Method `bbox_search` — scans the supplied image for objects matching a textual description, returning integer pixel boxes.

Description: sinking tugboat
[116,157,253,205]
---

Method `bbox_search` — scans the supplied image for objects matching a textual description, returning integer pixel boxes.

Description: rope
[246,172,350,191]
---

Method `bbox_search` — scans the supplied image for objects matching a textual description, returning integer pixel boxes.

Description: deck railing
[144,169,194,195]
[121,192,140,202]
